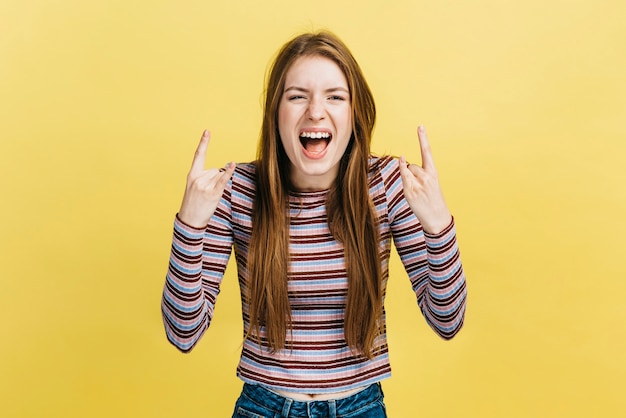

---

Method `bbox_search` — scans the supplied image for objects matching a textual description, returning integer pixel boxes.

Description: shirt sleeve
[383,157,467,339]
[161,180,234,352]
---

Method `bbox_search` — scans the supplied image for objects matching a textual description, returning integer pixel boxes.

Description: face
[278,55,352,191]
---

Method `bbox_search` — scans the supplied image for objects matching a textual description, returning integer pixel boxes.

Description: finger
[398,155,410,178]
[399,155,424,178]
[417,125,435,170]
[198,162,236,191]
[190,130,210,173]
[213,162,236,191]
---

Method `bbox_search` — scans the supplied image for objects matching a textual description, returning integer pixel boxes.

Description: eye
[288,95,306,101]
[328,95,346,101]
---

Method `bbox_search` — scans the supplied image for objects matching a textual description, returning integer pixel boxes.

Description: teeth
[300,132,331,139]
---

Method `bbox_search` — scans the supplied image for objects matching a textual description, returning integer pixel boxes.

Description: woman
[162,31,467,418]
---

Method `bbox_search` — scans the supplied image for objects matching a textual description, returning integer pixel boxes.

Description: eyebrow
[284,86,349,94]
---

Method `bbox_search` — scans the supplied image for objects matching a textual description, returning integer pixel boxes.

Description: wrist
[176,210,208,229]
[422,213,452,235]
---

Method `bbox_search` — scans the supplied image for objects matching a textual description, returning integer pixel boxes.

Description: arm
[392,126,467,338]
[410,219,466,339]
[161,209,233,352]
[161,130,235,352]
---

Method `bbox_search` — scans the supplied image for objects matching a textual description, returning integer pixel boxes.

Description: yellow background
[2,0,625,416]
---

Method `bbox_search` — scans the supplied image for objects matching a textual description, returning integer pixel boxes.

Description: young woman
[162,31,467,418]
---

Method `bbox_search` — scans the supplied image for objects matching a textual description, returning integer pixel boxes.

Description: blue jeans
[231,383,387,418]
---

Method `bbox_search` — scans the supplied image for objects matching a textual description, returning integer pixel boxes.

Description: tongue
[305,138,327,153]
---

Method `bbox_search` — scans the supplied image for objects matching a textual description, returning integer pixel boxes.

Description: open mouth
[299,131,332,155]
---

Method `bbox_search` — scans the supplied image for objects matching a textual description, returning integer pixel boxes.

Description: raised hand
[398,125,452,235]
[177,130,236,228]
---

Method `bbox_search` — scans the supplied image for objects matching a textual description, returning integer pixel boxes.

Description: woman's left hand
[399,125,452,235]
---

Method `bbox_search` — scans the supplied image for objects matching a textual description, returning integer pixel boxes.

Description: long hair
[247,31,382,358]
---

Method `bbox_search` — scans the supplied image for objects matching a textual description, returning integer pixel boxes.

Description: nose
[307,97,325,121]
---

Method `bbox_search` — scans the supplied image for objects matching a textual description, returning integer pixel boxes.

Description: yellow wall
[2,1,625,416]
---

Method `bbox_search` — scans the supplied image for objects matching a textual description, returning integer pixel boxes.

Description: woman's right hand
[177,130,236,228]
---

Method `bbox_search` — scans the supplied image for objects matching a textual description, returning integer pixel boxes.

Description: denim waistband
[241,382,383,417]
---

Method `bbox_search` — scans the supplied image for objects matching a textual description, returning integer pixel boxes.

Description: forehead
[284,55,348,88]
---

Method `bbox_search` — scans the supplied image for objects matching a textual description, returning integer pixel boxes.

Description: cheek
[278,97,293,120]
[337,110,353,136]
[335,105,351,124]
[277,106,287,133]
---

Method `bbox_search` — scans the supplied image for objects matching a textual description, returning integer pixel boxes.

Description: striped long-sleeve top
[162,155,467,394]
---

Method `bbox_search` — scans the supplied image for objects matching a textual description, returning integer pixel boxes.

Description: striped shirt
[162,156,467,394]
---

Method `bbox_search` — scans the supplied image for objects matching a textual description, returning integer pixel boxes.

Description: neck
[289,169,337,192]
